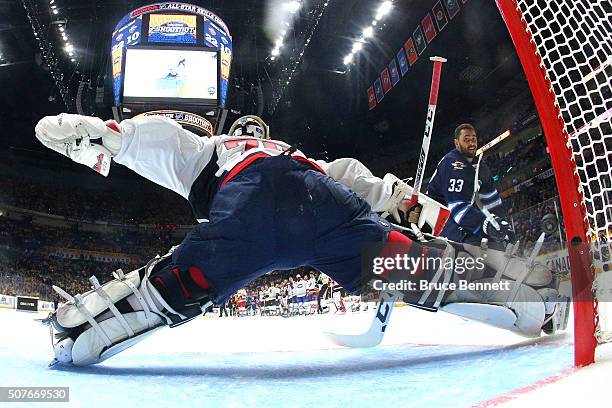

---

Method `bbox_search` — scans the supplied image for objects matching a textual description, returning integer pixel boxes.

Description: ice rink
[1,305,610,408]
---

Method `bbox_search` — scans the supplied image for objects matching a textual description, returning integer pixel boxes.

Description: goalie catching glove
[42,247,213,366]
[35,114,122,177]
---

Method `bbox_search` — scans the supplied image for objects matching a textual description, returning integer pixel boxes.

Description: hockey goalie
[35,113,569,366]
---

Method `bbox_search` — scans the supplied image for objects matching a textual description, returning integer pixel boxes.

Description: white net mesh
[514,0,612,343]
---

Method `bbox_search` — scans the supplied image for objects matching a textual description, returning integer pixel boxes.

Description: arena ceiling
[0,0,531,179]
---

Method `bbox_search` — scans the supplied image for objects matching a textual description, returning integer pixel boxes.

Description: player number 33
[448,178,464,192]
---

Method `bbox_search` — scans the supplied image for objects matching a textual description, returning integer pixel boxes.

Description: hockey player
[35,113,567,366]
[293,275,307,315]
[427,124,513,245]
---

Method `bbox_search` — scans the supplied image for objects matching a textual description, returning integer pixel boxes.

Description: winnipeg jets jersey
[114,116,396,221]
[427,149,505,238]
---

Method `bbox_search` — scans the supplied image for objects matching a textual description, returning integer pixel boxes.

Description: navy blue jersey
[427,149,505,241]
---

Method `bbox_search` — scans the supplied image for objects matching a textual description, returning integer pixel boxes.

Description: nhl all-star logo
[451,161,466,170]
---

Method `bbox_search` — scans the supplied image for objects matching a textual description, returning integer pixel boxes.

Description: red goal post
[495,0,610,366]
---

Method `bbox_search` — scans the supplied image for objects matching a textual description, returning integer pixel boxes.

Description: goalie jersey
[114,116,398,223]
[427,149,506,243]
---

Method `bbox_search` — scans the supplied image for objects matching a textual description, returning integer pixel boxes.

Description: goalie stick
[323,290,399,347]
[410,56,447,206]
[326,57,447,348]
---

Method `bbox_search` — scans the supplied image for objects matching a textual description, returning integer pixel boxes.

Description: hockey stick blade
[324,291,398,348]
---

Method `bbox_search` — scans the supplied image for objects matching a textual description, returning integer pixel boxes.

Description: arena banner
[16,296,38,312]
[39,301,55,312]
[533,248,609,279]
[48,247,137,264]
[148,14,197,44]
[0,294,15,309]
[404,38,418,65]
[381,68,392,94]
[421,13,437,43]
[367,86,376,110]
[444,0,461,19]
[536,249,570,278]
[413,25,427,55]
[396,48,409,76]
[388,59,400,86]
[374,78,384,103]
[433,1,448,31]
[133,110,213,136]
[125,2,230,36]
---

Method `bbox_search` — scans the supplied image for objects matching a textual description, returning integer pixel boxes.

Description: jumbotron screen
[122,46,219,105]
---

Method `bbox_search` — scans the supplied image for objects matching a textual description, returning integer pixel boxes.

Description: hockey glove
[381,173,412,224]
[35,114,121,177]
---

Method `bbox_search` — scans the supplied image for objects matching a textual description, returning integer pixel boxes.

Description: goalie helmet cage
[495,0,611,366]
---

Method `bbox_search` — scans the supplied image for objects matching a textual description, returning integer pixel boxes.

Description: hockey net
[495,0,611,365]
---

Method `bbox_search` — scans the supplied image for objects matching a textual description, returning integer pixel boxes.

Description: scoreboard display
[122,46,219,105]
[111,2,232,109]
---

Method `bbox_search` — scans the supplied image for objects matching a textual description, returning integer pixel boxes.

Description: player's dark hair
[454,123,476,139]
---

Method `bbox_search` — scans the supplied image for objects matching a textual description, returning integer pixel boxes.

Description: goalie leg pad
[443,279,546,337]
[462,243,552,287]
[46,247,213,366]
[382,234,566,338]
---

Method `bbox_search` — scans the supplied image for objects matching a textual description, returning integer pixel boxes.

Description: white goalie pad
[46,251,180,366]
[443,278,547,337]
[54,269,144,329]
[71,312,164,366]
[462,242,553,288]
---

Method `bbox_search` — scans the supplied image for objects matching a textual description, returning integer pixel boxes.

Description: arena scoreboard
[111,2,232,110]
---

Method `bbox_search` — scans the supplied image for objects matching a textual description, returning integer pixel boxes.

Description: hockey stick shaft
[410,57,447,206]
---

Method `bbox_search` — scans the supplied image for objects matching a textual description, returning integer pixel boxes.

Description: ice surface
[0,306,582,408]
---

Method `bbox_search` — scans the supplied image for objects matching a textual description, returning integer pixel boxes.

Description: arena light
[285,1,301,14]
[343,54,354,65]
[375,1,393,20]
[342,1,393,67]
[53,9,58,15]
[65,44,73,53]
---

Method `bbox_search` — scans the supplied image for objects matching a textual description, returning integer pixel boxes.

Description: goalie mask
[228,115,270,140]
